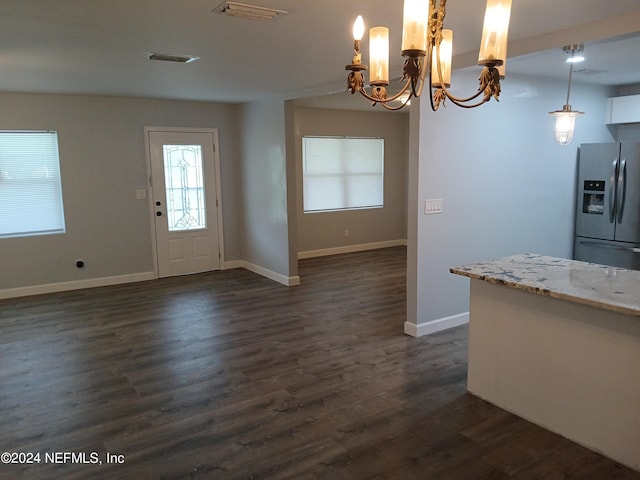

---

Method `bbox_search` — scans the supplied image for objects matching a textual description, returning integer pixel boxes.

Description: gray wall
[407,72,616,330]
[293,107,409,253]
[238,99,297,280]
[0,92,242,290]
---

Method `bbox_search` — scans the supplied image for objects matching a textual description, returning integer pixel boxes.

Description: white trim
[221,260,299,286]
[0,258,301,299]
[210,129,226,267]
[239,261,301,286]
[144,127,159,276]
[221,260,244,270]
[404,312,469,337]
[298,239,407,259]
[0,272,156,300]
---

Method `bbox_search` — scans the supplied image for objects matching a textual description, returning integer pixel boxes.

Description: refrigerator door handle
[609,158,618,223]
[617,159,627,223]
[579,240,640,254]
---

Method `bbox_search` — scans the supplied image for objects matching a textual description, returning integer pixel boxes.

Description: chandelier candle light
[345,0,512,111]
[548,44,585,146]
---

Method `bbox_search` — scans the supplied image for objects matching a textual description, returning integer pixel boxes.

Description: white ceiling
[1,0,639,104]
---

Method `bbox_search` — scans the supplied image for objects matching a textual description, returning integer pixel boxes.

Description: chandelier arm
[435,54,484,104]
[355,88,383,104]
[437,66,502,105]
[431,36,480,110]
[431,82,490,110]
[379,99,413,111]
[416,50,429,99]
[427,44,439,112]
[441,85,486,104]
[381,80,412,102]
[433,40,500,106]
[355,79,413,104]
[441,94,490,109]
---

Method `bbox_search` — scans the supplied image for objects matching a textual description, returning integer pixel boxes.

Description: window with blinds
[0,131,66,238]
[302,136,384,213]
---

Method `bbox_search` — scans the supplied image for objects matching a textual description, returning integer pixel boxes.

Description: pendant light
[548,45,585,146]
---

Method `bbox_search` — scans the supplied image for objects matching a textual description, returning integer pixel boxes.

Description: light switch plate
[424,198,443,215]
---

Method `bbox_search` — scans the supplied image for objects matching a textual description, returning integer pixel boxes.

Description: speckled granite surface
[450,253,640,317]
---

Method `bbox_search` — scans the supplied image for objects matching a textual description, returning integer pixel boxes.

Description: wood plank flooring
[0,246,638,479]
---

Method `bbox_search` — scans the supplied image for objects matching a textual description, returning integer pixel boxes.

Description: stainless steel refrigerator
[574,142,640,270]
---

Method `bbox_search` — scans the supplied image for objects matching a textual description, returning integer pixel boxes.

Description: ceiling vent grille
[574,68,607,76]
[213,1,287,21]
[146,52,200,64]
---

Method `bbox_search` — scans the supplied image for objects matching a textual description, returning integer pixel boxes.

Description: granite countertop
[450,253,640,317]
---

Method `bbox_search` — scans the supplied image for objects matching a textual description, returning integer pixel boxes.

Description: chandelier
[345,0,512,111]
[548,44,585,146]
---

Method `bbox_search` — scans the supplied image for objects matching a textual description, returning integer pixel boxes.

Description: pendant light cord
[565,60,575,107]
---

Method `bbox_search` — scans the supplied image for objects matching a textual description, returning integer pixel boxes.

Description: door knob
[155,201,161,206]
[156,211,162,216]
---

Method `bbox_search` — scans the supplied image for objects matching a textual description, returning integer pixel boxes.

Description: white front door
[147,129,222,277]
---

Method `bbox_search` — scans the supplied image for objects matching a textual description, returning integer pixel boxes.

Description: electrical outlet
[424,199,443,215]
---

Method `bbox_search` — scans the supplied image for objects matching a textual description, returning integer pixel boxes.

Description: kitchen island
[450,254,640,472]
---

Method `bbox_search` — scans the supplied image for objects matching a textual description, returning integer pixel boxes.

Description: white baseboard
[298,239,407,260]
[221,260,244,270]
[0,272,156,300]
[404,312,469,337]
[223,260,300,287]
[0,259,300,301]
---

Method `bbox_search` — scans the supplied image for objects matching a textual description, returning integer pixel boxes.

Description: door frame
[144,126,225,278]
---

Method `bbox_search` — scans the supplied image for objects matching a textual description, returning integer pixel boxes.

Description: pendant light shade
[549,107,584,146]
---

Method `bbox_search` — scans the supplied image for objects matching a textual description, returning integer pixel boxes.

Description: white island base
[451,255,640,472]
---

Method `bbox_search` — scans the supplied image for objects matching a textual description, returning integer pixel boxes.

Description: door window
[163,144,206,232]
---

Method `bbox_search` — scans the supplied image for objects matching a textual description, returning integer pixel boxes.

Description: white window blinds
[0,131,66,238]
[302,136,384,213]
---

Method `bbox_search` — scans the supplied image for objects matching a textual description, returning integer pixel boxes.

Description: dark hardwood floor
[0,246,638,479]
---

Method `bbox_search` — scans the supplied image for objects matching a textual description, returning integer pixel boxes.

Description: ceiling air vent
[146,52,200,64]
[213,1,287,21]
[573,68,608,76]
